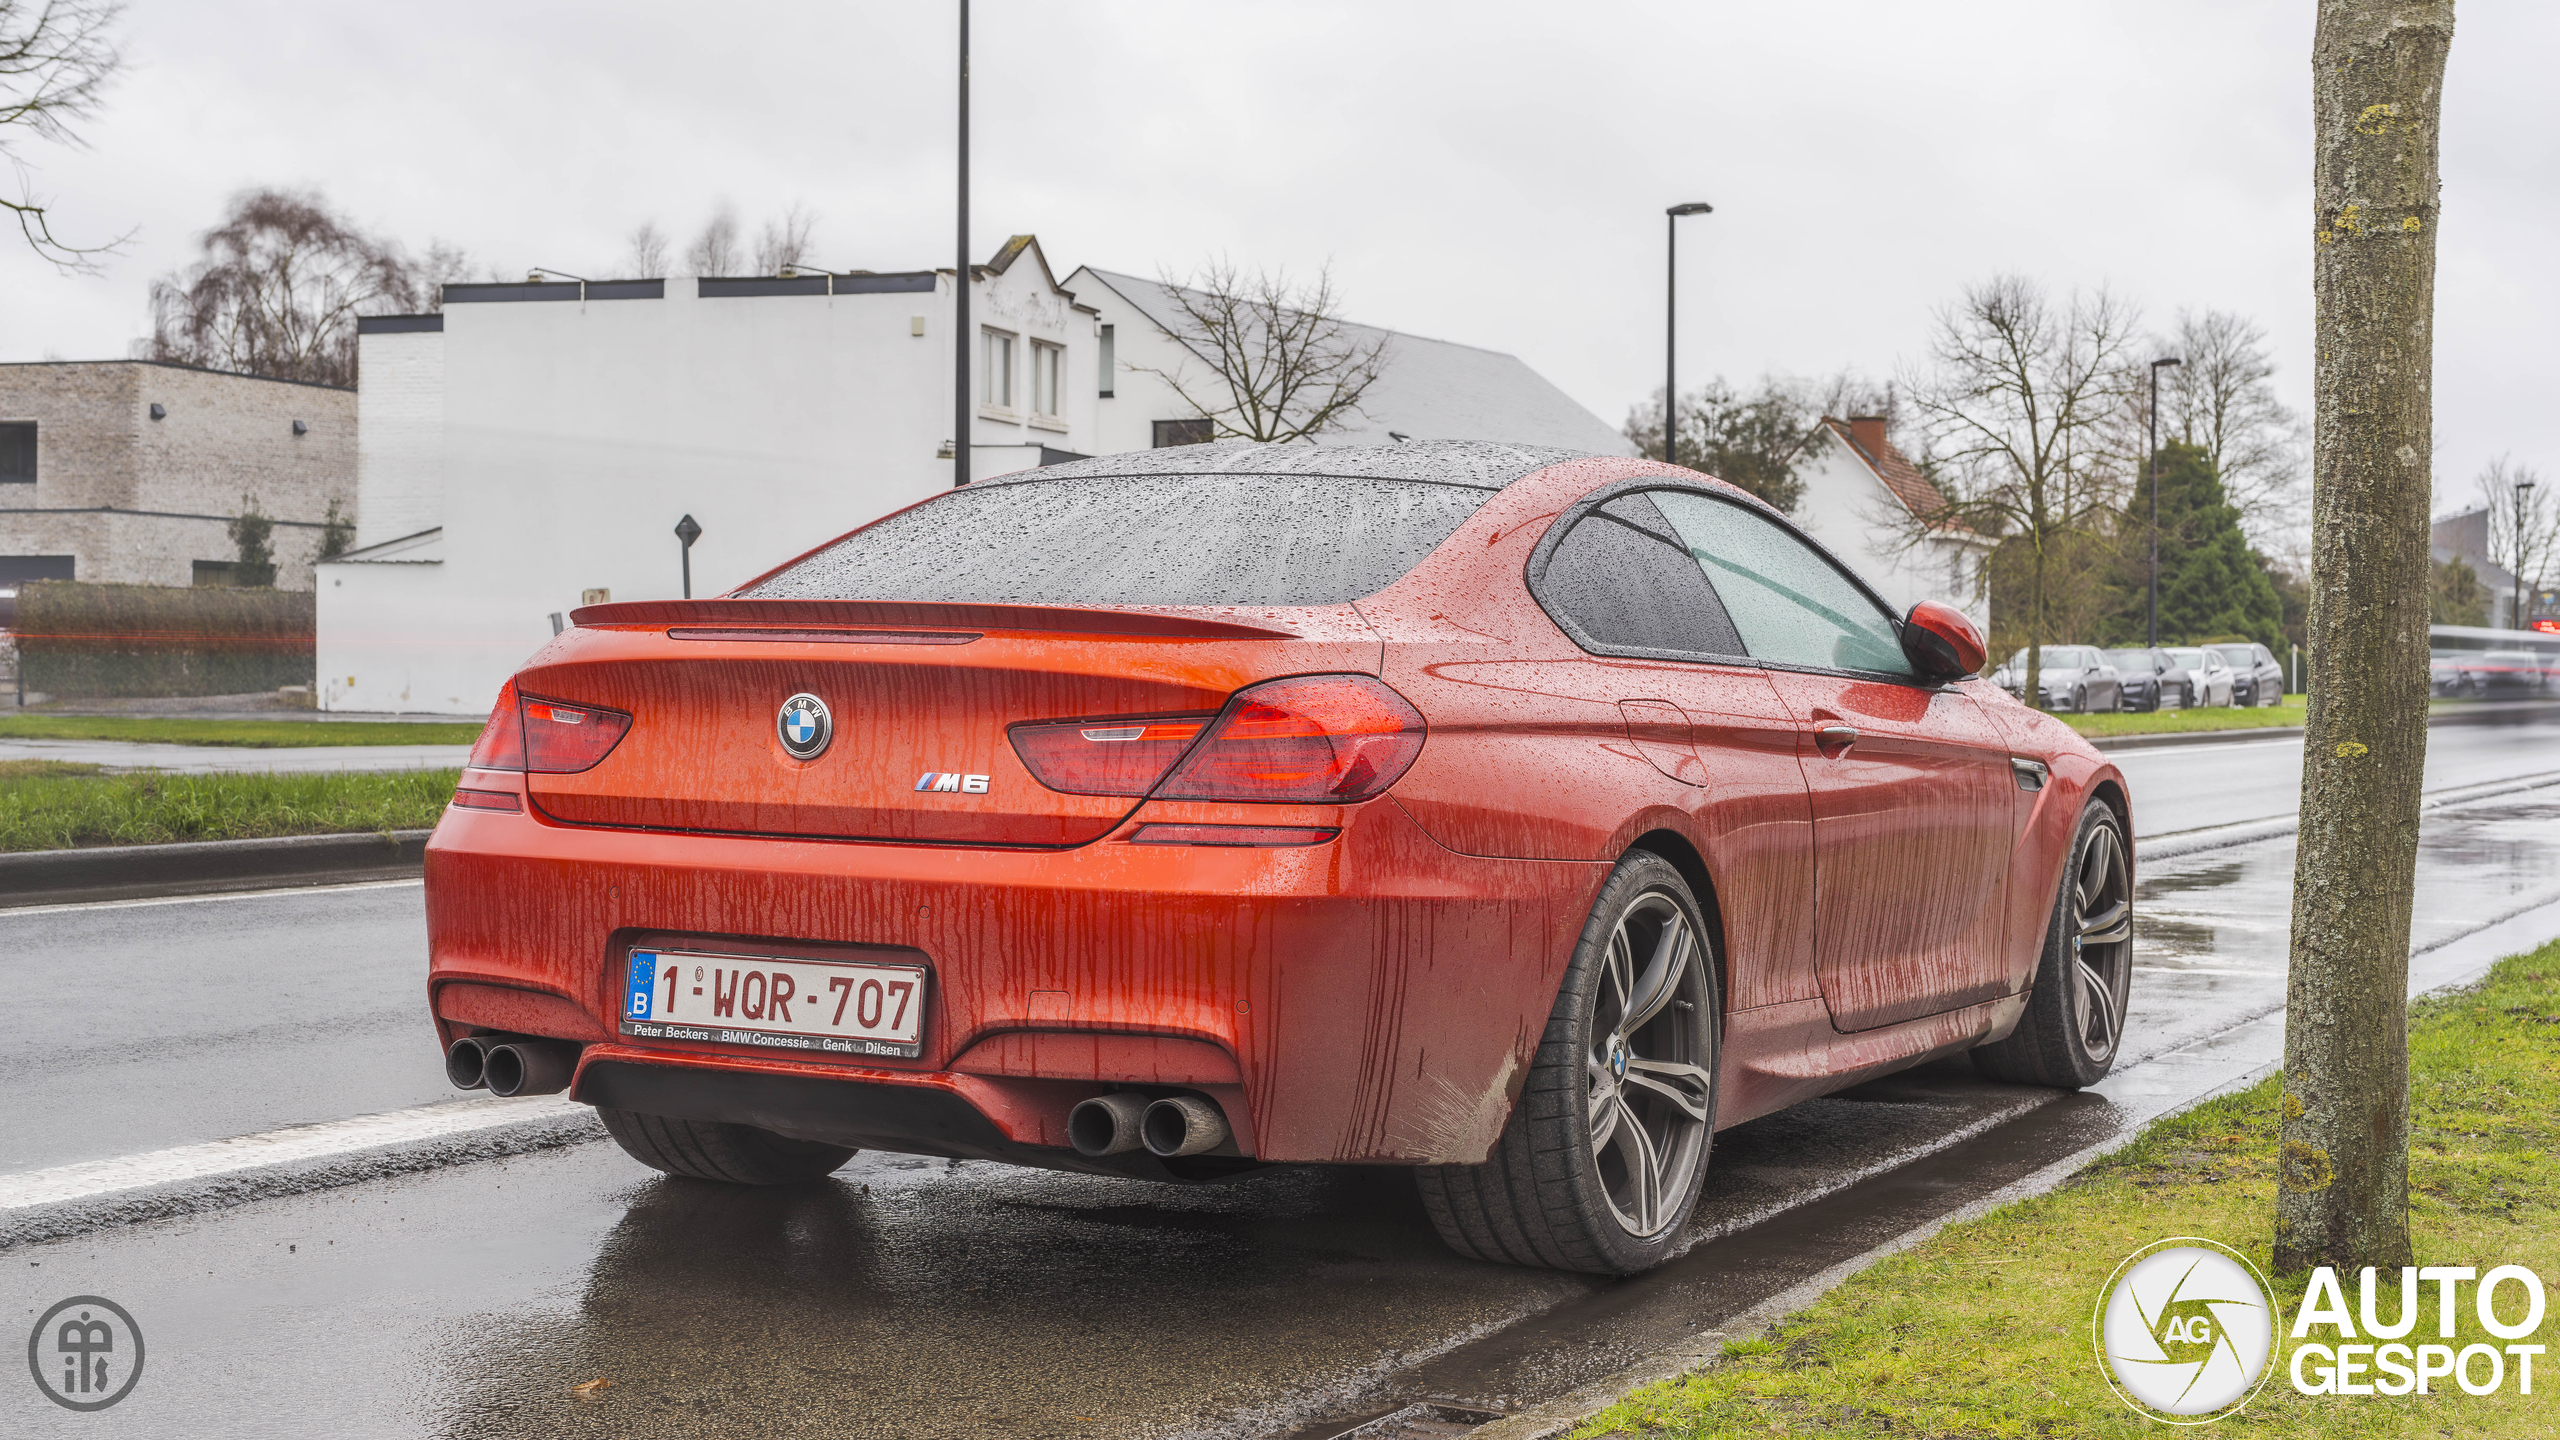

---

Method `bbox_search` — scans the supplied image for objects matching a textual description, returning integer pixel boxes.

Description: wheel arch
[1624,827,1731,1033]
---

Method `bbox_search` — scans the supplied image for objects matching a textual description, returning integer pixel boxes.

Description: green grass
[1574,941,2560,1439]
[2064,699,2306,738]
[0,715,485,747]
[0,766,461,850]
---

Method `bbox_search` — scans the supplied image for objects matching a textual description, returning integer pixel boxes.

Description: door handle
[1814,723,1858,758]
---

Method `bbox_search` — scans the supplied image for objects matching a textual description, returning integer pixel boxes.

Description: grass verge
[1574,940,2560,1438]
[0,766,459,850]
[2064,699,2306,739]
[0,715,484,747]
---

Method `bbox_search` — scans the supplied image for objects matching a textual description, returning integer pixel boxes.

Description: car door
[1649,490,2018,1033]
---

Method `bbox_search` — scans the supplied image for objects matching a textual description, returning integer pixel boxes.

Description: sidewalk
[0,736,471,773]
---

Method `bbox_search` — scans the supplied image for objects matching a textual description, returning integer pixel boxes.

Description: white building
[320,240,1629,715]
[319,237,1099,714]
[1788,416,1992,633]
[1063,267,1629,455]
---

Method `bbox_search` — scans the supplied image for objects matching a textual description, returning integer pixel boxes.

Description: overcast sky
[4,1,2551,524]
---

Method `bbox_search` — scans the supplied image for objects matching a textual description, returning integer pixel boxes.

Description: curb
[0,1102,601,1249]
[0,829,433,909]
[2084,697,2560,752]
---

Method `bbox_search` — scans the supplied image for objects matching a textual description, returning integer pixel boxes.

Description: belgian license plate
[621,949,927,1059]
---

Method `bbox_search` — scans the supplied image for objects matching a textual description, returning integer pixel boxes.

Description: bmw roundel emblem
[776,693,832,760]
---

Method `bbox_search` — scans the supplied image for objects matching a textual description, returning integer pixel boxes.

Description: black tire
[1972,800,2133,1090]
[597,1106,857,1185]
[1415,851,1720,1275]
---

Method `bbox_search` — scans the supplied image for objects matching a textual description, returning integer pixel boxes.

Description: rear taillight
[466,680,526,770]
[521,695,632,774]
[463,681,631,775]
[1010,716,1212,796]
[1155,675,1425,804]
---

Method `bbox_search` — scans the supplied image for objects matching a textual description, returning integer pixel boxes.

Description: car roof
[981,439,1591,492]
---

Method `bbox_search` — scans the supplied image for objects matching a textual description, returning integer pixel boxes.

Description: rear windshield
[744,473,1496,607]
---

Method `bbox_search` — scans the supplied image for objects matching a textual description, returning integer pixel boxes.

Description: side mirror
[1901,600,1986,683]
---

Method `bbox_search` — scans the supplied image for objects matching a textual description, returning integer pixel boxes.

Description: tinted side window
[1649,491,1914,677]
[1533,493,1745,658]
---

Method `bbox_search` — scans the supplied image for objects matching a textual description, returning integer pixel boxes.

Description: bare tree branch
[752,201,817,275]
[1132,259,1388,443]
[147,188,423,386]
[0,0,127,273]
[1897,274,2142,704]
[2475,454,2557,623]
[685,203,739,277]
[624,221,669,279]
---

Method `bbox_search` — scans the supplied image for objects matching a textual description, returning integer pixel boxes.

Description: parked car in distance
[423,441,2133,1277]
[2163,647,2233,708]
[2103,648,2189,713]
[2210,643,2285,707]
[1995,646,2121,713]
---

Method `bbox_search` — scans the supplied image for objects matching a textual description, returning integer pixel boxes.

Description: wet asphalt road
[2109,714,2560,837]
[5,731,2560,1437]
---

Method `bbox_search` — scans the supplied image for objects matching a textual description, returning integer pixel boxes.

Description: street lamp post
[2147,356,2184,647]
[1664,202,1713,468]
[2518,478,2539,628]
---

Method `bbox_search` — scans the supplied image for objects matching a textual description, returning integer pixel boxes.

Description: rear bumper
[425,770,1603,1166]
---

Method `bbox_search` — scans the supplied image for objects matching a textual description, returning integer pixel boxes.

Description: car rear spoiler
[567,597,1303,641]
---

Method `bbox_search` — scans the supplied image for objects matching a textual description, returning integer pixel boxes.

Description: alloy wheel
[1584,892,1712,1237]
[2068,821,2135,1066]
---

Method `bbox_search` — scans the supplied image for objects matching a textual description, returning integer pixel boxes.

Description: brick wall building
[0,360,357,591]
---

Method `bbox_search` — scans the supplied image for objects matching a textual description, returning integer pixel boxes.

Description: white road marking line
[0,1094,584,1212]
[2135,965,2277,976]
[0,877,424,920]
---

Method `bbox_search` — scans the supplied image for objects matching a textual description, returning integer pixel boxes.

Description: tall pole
[2147,356,2182,646]
[2519,480,2537,628]
[1663,202,1711,469]
[1664,212,1676,468]
[952,0,971,488]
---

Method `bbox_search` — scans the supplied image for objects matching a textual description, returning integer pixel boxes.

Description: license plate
[621,949,928,1059]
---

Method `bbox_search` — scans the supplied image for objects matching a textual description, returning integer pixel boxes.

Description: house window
[1098,324,1115,398]
[1153,419,1214,448]
[980,329,1015,410]
[193,560,242,587]
[1030,341,1064,419]
[0,422,34,484]
[0,555,74,584]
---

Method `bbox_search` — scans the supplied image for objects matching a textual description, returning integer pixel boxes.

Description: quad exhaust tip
[1067,1093,1151,1157]
[484,1038,580,1097]
[448,1034,581,1097]
[444,1034,497,1091]
[1141,1095,1229,1158]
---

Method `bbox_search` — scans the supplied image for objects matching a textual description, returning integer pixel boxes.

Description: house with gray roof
[1063,267,1628,457]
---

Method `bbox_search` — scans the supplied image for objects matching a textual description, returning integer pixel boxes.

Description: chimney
[1848,415,1889,458]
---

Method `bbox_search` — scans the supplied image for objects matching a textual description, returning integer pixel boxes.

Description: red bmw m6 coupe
[426,442,2133,1275]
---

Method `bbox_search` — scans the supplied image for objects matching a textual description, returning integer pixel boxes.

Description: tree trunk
[2276,0,2452,1275]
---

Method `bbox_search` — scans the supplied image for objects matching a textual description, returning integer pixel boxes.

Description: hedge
[13,580,316,697]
